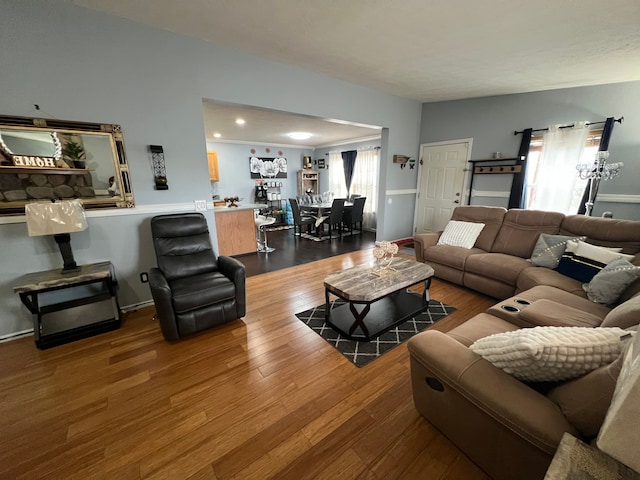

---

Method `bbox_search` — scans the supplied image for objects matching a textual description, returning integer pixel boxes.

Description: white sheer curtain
[328,152,347,198]
[526,122,589,214]
[351,148,378,230]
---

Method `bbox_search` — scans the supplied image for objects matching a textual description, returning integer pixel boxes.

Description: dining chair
[289,198,315,236]
[311,193,323,204]
[296,194,311,206]
[319,198,346,238]
[343,196,366,234]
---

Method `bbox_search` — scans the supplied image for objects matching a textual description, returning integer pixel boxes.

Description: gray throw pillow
[530,234,585,269]
[583,257,640,305]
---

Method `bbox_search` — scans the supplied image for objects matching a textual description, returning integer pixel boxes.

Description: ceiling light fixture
[213,132,221,138]
[286,132,312,140]
[235,118,245,125]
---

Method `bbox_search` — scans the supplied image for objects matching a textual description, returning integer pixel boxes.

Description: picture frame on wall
[317,158,326,169]
[249,156,288,178]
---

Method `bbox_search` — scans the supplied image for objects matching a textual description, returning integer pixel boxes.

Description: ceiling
[201,101,381,147]
[72,0,640,146]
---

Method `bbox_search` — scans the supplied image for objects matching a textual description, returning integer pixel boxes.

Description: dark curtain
[577,117,615,214]
[508,128,532,209]
[341,150,357,195]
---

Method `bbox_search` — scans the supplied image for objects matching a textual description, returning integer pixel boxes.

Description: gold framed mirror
[0,114,134,215]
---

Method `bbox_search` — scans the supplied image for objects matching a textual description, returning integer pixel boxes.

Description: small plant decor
[62,140,86,168]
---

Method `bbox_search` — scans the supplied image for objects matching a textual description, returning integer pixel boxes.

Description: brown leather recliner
[149,213,246,341]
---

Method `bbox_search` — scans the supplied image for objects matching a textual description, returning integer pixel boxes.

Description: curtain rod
[324,146,381,155]
[513,116,623,136]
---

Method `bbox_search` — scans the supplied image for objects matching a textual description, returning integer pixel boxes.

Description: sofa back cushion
[560,215,640,255]
[451,205,506,251]
[546,346,626,439]
[491,209,565,258]
[601,293,640,329]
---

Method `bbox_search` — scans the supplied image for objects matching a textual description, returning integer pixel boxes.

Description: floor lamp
[576,151,624,216]
[25,199,88,273]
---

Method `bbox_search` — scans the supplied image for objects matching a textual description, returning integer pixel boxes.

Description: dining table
[303,202,353,232]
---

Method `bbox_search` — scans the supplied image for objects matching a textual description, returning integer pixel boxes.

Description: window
[524,129,601,214]
[328,149,379,230]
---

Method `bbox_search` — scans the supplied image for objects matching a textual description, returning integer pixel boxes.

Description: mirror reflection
[0,115,134,214]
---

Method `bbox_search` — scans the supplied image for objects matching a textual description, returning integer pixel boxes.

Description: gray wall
[206,142,312,204]
[420,81,640,219]
[0,0,422,337]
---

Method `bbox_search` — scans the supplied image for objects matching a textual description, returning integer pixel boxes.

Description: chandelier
[575,151,624,216]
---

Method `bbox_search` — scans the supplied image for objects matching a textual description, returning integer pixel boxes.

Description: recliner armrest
[218,255,246,317]
[149,267,179,341]
[408,330,579,451]
[413,232,442,262]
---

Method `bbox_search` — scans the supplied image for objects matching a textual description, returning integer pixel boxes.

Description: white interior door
[414,140,470,233]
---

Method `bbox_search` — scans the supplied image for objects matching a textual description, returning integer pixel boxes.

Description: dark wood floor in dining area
[236,226,377,276]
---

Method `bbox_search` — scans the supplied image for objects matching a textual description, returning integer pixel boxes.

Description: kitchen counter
[213,205,261,256]
[214,203,263,213]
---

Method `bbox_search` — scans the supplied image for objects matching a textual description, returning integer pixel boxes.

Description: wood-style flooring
[0,249,496,479]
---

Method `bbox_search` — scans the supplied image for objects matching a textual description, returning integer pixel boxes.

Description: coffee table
[323,257,434,341]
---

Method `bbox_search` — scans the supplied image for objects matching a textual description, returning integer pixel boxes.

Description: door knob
[454,200,460,204]
[455,192,460,196]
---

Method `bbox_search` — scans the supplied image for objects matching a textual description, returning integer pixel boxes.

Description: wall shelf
[467,157,524,204]
[0,166,90,175]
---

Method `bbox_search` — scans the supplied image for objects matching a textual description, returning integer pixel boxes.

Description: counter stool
[255,215,276,253]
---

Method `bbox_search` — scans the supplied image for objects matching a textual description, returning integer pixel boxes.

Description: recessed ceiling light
[213,132,221,138]
[235,118,245,125]
[286,132,313,140]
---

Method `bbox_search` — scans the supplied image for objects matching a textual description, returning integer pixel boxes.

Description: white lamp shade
[25,199,88,236]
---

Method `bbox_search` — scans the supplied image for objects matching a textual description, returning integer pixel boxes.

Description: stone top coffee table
[323,257,434,341]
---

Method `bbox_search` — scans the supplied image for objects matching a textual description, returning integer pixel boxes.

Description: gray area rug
[295,299,455,367]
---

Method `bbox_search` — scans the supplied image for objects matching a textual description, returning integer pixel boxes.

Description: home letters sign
[12,155,57,168]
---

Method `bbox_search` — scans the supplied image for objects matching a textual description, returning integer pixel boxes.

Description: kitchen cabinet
[208,151,219,182]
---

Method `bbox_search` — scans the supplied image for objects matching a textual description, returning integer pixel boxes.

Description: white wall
[0,0,422,337]
[420,82,640,219]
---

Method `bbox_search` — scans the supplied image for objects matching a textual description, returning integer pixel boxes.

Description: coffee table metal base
[325,279,431,341]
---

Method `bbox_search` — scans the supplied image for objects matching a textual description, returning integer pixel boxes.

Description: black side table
[13,261,121,349]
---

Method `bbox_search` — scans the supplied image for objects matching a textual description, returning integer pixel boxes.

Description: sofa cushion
[465,253,532,285]
[450,205,507,252]
[547,347,626,439]
[517,266,586,297]
[437,220,485,249]
[518,300,603,328]
[423,244,485,270]
[446,313,520,347]
[601,293,640,329]
[583,257,640,305]
[513,285,611,319]
[491,209,565,258]
[560,215,640,255]
[555,240,635,283]
[469,326,631,382]
[530,234,586,269]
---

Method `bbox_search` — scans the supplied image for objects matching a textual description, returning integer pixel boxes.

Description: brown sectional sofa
[414,206,640,300]
[409,207,640,480]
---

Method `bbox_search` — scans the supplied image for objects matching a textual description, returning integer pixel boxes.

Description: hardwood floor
[0,250,495,479]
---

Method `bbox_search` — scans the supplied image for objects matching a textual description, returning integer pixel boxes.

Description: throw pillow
[469,326,632,382]
[583,257,640,305]
[555,240,634,283]
[530,233,586,269]
[437,220,485,249]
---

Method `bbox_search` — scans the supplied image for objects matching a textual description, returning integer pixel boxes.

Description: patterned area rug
[295,298,455,367]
